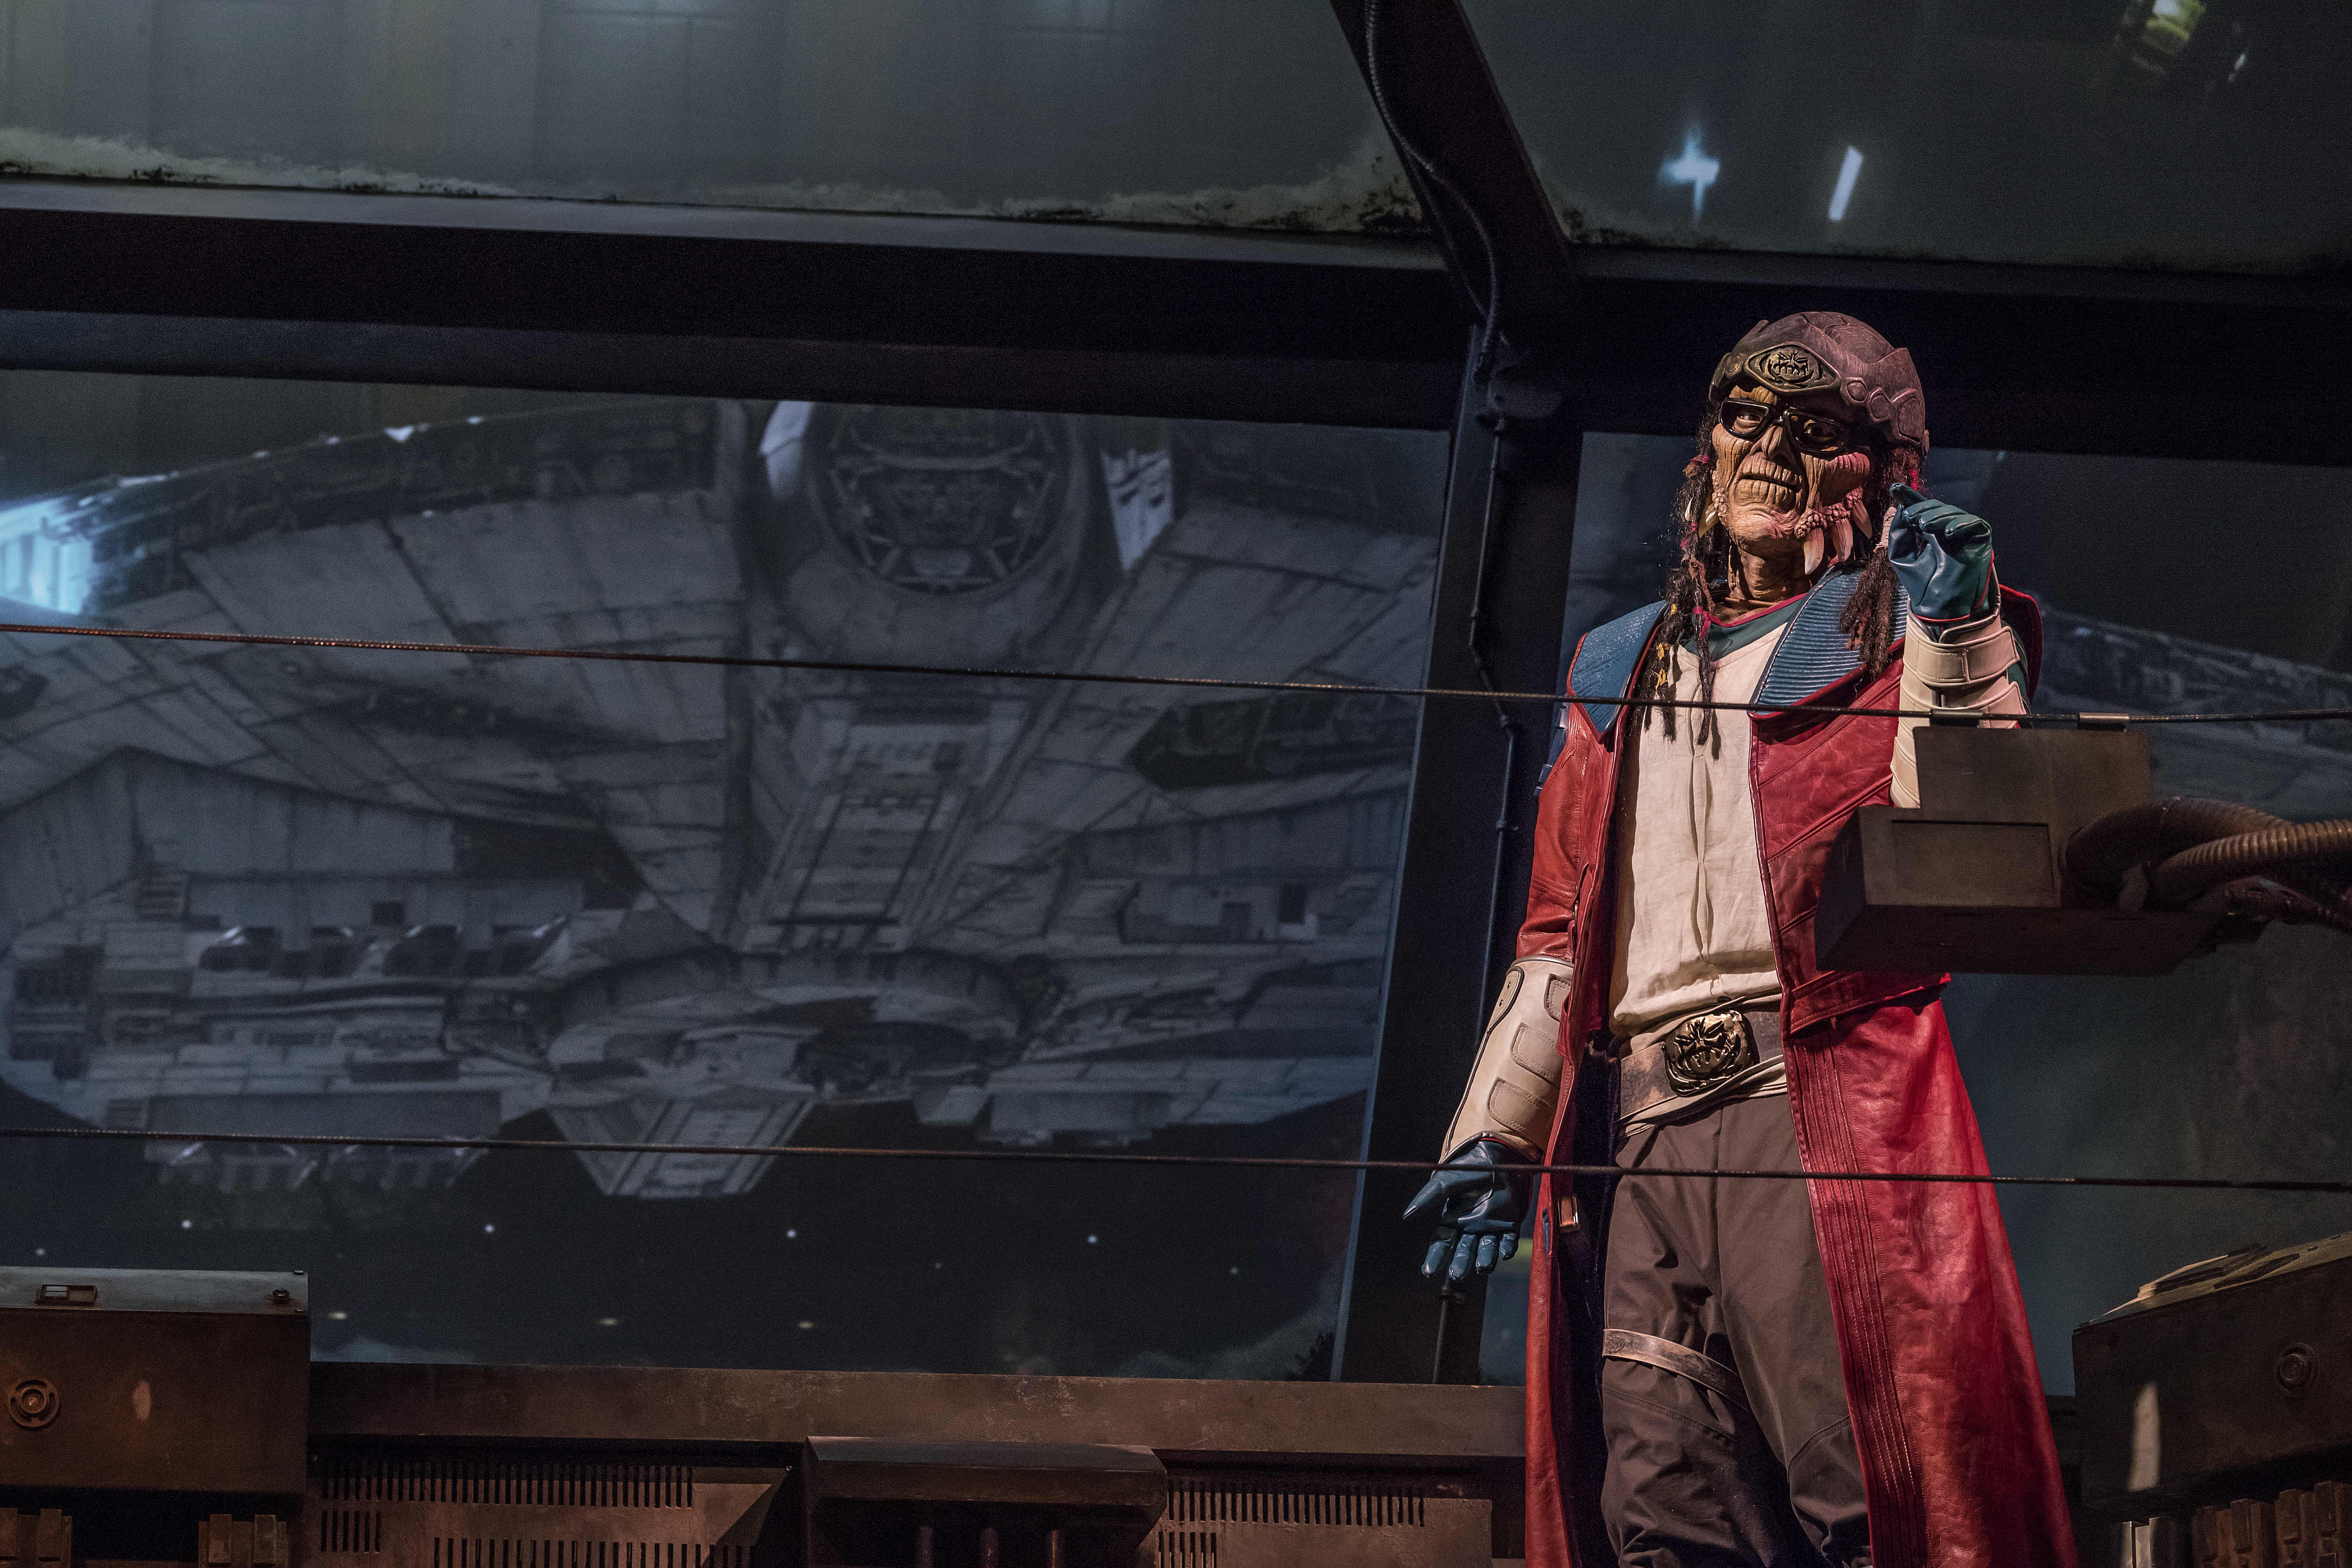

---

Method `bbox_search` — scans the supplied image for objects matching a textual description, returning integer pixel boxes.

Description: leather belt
[1601,1328,1754,1418]
[1616,1005,1780,1124]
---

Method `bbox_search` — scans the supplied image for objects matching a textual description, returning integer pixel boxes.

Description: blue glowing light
[1829,146,1864,222]
[1659,132,1721,222]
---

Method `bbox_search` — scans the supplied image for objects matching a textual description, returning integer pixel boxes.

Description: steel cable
[2,618,2350,728]
[3,1122,2345,1196]
[0,629,2344,1202]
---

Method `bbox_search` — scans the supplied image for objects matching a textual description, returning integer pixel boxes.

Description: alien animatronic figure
[1408,314,2075,1568]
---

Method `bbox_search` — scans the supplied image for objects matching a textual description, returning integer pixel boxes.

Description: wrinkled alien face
[1709,381,1876,577]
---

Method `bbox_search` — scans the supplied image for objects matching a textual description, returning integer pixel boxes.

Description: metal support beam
[0,187,1467,429]
[1321,0,1589,1387]
[1333,353,1582,1384]
[0,183,2346,459]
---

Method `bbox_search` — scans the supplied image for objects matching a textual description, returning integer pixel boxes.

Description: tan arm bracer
[1439,956,1573,1162]
[1892,611,2030,808]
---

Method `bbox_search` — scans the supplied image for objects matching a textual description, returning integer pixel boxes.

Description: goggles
[1717,397,1862,458]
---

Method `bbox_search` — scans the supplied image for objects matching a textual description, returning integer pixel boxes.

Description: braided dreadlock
[1646,409,1731,743]
[1641,413,1915,743]
[1835,444,1915,680]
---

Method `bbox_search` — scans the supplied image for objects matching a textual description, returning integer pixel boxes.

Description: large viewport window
[0,371,1449,1375]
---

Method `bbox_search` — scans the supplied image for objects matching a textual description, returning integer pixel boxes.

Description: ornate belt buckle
[1661,1009,1757,1096]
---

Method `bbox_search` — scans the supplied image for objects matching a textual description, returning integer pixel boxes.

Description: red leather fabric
[1750,658,1950,1037]
[1519,594,2072,1568]
[1784,994,2076,1566]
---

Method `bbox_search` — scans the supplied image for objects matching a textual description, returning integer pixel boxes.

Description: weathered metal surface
[2077,1233,2352,1514]
[803,1439,1165,1509]
[802,1439,1166,1568]
[308,1364,1523,1464]
[195,1513,291,1568]
[305,1455,779,1568]
[305,1367,1518,1565]
[0,1509,72,1568]
[0,1266,308,1495]
[1156,1473,1492,1568]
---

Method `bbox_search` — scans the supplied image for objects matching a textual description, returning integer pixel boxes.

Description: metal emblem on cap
[1756,345,1823,390]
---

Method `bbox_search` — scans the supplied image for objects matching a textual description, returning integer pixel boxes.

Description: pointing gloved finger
[1402,1175,1450,1223]
[1422,1233,1452,1279]
[1405,1168,1492,1222]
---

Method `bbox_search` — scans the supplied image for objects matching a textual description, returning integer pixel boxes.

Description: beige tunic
[1607,626,1788,1053]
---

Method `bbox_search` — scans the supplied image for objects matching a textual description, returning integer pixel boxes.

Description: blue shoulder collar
[1753,565,1912,709]
[1566,601,1665,738]
[1563,566,1917,739]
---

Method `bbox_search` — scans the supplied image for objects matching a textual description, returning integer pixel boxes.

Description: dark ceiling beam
[0,186,2346,459]
[0,193,1468,429]
[1320,0,1590,1391]
[0,308,1464,433]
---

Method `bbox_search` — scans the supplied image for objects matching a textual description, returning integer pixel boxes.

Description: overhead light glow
[1659,132,1721,222]
[1829,147,1865,222]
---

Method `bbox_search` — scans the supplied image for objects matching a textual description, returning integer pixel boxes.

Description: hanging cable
[1362,0,1508,384]
[2,618,2349,728]
[7,1122,2347,1196]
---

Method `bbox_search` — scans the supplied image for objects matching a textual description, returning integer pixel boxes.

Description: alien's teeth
[1803,526,1826,575]
[1848,493,1876,543]
[1830,514,1855,564]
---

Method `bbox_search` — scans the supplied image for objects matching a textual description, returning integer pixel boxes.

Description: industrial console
[0,1268,1524,1568]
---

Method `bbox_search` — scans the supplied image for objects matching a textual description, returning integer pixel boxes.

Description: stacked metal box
[2077,1234,2352,1566]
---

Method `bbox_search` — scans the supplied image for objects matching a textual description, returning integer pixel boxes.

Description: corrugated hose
[2066,799,2352,934]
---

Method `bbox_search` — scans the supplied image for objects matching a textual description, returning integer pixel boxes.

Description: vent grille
[320,1511,383,1554]
[433,1544,746,1568]
[1165,1484,1426,1528]
[1155,1530,1217,1566]
[316,1459,693,1508]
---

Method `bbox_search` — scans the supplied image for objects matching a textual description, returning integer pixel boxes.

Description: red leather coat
[1519,572,2075,1568]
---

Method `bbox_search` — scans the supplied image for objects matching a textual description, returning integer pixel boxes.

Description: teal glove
[1887,483,1997,627]
[1405,1138,1530,1282]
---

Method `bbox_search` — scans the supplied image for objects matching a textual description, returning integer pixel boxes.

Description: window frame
[0,3,2345,1387]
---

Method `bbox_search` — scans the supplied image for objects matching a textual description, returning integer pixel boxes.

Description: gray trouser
[1601,1094,1869,1568]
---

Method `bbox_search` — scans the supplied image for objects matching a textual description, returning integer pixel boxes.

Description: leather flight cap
[1707,310,1928,453]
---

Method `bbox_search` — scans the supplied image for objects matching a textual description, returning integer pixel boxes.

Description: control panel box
[0,1266,308,1496]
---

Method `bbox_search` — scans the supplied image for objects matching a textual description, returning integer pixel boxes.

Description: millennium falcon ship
[0,399,1444,1198]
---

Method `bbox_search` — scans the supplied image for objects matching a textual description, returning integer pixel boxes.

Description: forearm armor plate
[1893,611,2029,808]
[1440,955,1573,1162]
